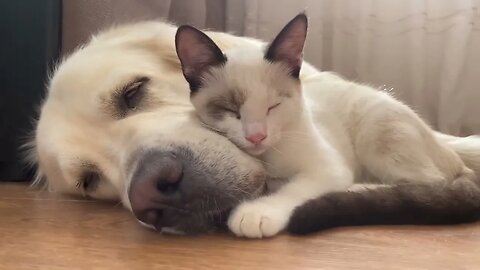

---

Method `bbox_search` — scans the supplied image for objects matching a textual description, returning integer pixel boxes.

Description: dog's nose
[128,151,183,229]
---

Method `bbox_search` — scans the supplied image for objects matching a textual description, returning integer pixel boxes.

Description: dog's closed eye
[122,77,150,111]
[76,170,100,193]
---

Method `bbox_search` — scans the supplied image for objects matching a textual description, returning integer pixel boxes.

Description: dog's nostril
[129,151,185,230]
[155,159,183,195]
[157,180,180,195]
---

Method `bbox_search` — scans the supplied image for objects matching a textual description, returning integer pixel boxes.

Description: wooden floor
[1,183,480,270]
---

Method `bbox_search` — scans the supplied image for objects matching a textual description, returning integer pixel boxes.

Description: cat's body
[175,14,479,238]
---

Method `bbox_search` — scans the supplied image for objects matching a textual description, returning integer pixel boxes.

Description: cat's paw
[227,200,290,238]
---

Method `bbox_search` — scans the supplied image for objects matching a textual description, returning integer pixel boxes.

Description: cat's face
[190,50,303,155]
[175,13,308,156]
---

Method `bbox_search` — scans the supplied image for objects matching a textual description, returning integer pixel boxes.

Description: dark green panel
[0,0,62,181]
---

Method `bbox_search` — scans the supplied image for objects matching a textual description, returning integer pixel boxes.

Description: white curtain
[62,0,226,54]
[63,0,480,136]
[226,0,480,136]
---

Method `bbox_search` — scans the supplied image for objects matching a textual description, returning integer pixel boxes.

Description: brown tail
[288,179,480,235]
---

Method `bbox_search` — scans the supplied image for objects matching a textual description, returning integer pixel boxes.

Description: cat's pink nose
[246,133,267,145]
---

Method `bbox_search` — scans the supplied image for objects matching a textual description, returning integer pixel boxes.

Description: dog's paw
[227,200,289,238]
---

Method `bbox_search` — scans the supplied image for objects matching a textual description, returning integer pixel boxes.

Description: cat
[175,13,479,238]
[175,14,355,238]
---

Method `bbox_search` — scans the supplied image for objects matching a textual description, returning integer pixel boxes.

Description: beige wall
[62,0,225,54]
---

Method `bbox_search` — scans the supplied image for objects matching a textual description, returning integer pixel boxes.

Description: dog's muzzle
[127,148,266,234]
[128,151,185,230]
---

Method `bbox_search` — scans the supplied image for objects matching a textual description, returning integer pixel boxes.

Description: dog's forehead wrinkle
[78,160,98,170]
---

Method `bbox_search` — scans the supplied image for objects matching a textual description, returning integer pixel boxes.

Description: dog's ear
[264,13,308,78]
[175,25,227,92]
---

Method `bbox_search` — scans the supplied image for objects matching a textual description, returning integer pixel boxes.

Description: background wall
[0,0,61,181]
[62,0,480,136]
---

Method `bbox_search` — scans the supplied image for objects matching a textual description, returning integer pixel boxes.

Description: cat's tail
[435,133,480,183]
[288,134,480,235]
[288,179,480,235]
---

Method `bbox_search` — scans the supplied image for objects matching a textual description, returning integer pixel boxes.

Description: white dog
[27,21,480,237]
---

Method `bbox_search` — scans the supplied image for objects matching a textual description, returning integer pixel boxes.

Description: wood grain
[1,183,479,270]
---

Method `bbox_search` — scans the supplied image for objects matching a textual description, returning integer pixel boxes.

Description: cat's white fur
[189,48,303,155]
[232,64,475,238]
[188,54,355,237]
[178,16,477,238]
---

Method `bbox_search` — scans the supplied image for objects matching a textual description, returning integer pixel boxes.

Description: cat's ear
[175,25,227,92]
[265,13,308,78]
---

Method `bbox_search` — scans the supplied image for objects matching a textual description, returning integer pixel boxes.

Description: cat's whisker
[200,122,227,135]
[256,158,274,167]
[281,134,309,140]
[230,185,251,196]
[282,131,312,136]
[281,132,308,138]
[280,135,313,145]
[269,145,285,156]
[226,134,245,141]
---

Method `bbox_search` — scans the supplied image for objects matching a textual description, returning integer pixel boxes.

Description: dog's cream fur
[29,21,480,237]
[30,22,271,206]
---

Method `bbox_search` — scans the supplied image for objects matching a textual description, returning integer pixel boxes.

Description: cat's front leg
[228,170,353,238]
[228,194,294,238]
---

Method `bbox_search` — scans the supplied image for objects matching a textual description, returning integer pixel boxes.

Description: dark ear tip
[175,25,205,51]
[175,25,203,41]
[175,25,187,41]
[293,12,308,28]
[296,12,308,20]
[177,25,197,31]
[176,25,196,36]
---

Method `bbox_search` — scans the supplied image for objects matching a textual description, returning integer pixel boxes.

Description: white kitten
[175,14,354,238]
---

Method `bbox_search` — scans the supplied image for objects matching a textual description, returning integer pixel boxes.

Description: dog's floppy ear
[175,25,227,92]
[265,13,308,78]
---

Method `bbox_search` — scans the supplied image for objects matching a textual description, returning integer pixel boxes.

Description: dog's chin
[153,207,232,235]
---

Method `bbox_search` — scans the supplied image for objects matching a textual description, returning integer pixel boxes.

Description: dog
[27,21,480,236]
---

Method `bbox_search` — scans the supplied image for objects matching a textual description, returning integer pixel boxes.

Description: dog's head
[28,22,268,234]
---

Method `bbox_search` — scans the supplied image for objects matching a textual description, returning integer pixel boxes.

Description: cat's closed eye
[222,107,241,119]
[268,102,281,113]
